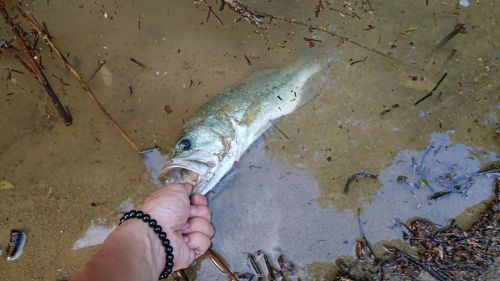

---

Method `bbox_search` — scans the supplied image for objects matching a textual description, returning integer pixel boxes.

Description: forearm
[71,220,165,281]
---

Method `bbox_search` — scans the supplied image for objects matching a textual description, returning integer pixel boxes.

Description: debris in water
[0,180,14,190]
[206,249,238,280]
[343,172,378,195]
[414,72,448,106]
[458,0,470,7]
[129,57,146,68]
[427,190,453,201]
[247,253,262,277]
[6,230,27,261]
[435,23,468,49]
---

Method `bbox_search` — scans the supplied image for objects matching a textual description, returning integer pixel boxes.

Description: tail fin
[293,49,323,107]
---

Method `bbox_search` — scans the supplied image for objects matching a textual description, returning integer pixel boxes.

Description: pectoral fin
[241,100,263,126]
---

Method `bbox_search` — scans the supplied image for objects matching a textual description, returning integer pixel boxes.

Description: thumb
[182,183,194,195]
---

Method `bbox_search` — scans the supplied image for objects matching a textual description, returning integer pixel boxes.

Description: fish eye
[178,139,192,151]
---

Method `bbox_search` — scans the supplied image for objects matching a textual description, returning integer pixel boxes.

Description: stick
[88,59,106,82]
[435,23,467,50]
[414,72,447,106]
[200,1,405,64]
[0,1,72,125]
[11,0,140,152]
[252,10,405,64]
[129,57,146,68]
[223,0,267,29]
[387,246,450,281]
[0,41,36,76]
[198,0,224,25]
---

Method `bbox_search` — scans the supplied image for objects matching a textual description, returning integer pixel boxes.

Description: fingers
[185,232,211,258]
[190,194,208,206]
[189,205,211,221]
[182,217,214,237]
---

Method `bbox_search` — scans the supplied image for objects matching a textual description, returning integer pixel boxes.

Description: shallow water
[0,0,498,280]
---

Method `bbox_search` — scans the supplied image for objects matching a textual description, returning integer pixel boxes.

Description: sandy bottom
[0,0,498,280]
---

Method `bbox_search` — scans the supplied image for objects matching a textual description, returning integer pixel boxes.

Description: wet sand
[0,0,498,280]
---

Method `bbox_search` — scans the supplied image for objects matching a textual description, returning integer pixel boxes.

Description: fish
[160,53,322,195]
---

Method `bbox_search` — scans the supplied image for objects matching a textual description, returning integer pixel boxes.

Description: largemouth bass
[160,54,321,195]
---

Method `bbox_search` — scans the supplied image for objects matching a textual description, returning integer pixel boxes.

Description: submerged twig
[0,41,36,77]
[88,59,107,82]
[427,191,452,201]
[248,253,263,277]
[263,252,276,281]
[0,1,72,125]
[198,0,224,25]
[253,10,404,64]
[271,123,289,140]
[386,246,451,281]
[435,23,467,50]
[350,56,367,65]
[11,0,140,152]
[223,0,267,29]
[414,72,447,106]
[129,57,146,68]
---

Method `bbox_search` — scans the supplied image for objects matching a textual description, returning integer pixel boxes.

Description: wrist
[118,210,176,278]
[118,219,166,274]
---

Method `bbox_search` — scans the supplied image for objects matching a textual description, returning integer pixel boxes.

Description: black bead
[153,226,162,233]
[167,253,174,260]
[159,272,166,279]
[123,213,130,220]
[148,219,157,227]
[162,240,170,247]
[166,245,173,253]
[142,214,150,222]
[129,210,137,218]
[165,267,172,274]
[159,232,167,239]
[136,210,144,218]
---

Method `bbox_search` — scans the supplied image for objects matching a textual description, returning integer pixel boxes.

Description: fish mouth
[160,158,211,186]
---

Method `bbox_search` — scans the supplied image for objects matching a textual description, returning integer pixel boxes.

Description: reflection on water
[198,132,498,279]
[362,132,497,243]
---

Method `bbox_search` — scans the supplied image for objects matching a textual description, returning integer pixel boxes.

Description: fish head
[160,125,237,195]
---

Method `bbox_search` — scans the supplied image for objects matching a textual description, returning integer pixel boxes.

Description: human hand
[141,183,214,271]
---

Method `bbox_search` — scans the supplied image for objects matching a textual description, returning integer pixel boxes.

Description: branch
[0,0,72,125]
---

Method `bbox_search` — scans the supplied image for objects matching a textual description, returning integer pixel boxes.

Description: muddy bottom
[0,0,498,280]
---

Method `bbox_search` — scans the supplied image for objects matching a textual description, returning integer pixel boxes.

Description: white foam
[142,149,168,185]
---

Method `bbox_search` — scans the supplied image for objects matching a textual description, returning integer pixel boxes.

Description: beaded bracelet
[119,210,174,279]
